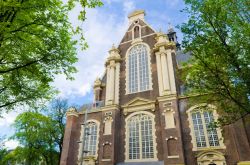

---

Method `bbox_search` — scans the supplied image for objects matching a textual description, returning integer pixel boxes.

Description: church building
[60,10,250,165]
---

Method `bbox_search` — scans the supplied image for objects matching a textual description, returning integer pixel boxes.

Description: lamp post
[80,106,91,165]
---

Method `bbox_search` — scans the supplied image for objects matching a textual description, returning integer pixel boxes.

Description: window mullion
[201,111,209,147]
[87,127,91,155]
[139,118,142,159]
[137,53,140,91]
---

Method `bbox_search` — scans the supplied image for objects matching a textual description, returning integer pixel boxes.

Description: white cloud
[123,0,136,15]
[0,111,19,127]
[0,0,188,150]
[0,3,131,147]
[103,0,120,5]
[5,140,19,149]
[0,111,21,150]
[53,5,129,99]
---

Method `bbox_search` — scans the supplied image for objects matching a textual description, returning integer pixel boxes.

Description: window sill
[125,158,158,162]
[125,89,153,95]
[168,155,179,159]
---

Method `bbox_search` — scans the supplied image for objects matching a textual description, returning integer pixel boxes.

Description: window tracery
[125,112,157,161]
[83,121,98,157]
[187,104,225,151]
[127,44,151,94]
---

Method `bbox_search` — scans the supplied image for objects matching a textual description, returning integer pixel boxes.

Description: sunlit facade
[60,10,250,165]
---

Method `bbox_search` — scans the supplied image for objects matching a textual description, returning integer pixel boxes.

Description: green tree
[0,148,8,165]
[2,147,33,165]
[45,98,69,162]
[12,112,57,164]
[0,136,9,165]
[10,98,70,165]
[0,0,102,112]
[180,0,250,125]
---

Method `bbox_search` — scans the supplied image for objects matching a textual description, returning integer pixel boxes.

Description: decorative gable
[119,10,156,44]
[121,97,155,115]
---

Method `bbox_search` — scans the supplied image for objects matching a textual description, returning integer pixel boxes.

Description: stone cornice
[153,32,176,52]
[157,94,177,102]
[105,56,122,66]
[153,41,176,52]
[128,10,145,18]
[101,104,119,112]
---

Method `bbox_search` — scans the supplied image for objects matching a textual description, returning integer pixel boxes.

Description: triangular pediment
[122,97,156,115]
[123,97,155,107]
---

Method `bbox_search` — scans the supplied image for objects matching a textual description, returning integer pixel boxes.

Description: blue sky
[54,0,188,106]
[0,0,188,149]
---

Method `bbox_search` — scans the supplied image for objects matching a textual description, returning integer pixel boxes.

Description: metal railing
[80,100,104,112]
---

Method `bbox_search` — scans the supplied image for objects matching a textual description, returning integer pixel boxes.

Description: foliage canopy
[0,0,102,112]
[180,0,250,125]
[6,99,69,165]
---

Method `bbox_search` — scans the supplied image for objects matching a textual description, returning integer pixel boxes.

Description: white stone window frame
[124,111,158,162]
[125,42,153,94]
[187,104,226,151]
[78,119,100,161]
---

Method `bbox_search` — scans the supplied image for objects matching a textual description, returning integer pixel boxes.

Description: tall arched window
[187,104,225,151]
[126,112,156,160]
[191,111,219,148]
[83,121,98,156]
[128,44,151,94]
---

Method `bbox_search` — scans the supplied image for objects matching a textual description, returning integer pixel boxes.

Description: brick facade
[60,10,250,165]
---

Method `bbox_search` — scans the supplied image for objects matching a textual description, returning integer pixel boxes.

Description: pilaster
[160,50,171,93]
[105,67,110,104]
[105,45,121,106]
[156,53,164,96]
[107,61,115,105]
[153,32,177,96]
[166,49,176,94]
[115,62,120,104]
[60,107,79,165]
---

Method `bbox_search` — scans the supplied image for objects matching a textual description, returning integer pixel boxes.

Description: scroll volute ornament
[153,32,176,52]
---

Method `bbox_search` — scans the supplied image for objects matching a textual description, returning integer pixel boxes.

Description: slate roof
[176,50,192,67]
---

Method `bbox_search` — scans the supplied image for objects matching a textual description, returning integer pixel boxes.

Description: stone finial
[94,77,102,88]
[167,22,175,33]
[108,44,120,58]
[128,10,145,24]
[66,107,78,117]
[156,31,169,43]
[105,44,121,66]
